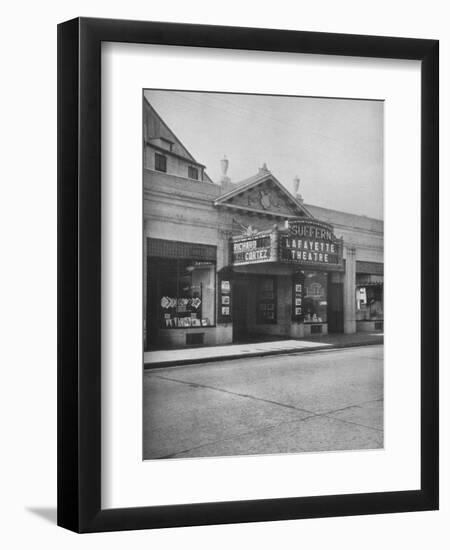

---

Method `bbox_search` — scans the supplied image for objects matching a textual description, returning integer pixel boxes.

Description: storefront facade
[143,99,383,350]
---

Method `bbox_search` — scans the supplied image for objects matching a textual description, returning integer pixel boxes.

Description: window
[188,165,199,180]
[355,273,383,321]
[153,258,215,328]
[154,152,167,172]
[309,282,322,296]
[303,271,328,323]
[356,283,383,320]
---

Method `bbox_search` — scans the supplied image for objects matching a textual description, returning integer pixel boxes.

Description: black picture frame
[57,17,439,533]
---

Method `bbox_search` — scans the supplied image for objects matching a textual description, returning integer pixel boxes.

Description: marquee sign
[279,219,343,268]
[231,235,272,265]
[230,219,343,269]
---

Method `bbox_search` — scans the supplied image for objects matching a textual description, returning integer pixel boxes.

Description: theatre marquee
[279,219,344,269]
[231,234,274,265]
[230,219,344,270]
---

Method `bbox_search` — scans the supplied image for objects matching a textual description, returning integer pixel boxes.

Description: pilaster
[343,246,356,334]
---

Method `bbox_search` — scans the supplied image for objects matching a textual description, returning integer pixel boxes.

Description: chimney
[259,162,270,174]
[293,175,303,203]
[220,155,231,184]
[218,155,236,193]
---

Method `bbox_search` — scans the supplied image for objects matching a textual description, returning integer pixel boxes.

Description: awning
[356,274,384,285]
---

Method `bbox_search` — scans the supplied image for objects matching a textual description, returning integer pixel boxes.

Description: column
[343,246,356,334]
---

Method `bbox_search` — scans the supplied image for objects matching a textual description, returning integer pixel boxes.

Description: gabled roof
[144,97,213,183]
[214,168,312,219]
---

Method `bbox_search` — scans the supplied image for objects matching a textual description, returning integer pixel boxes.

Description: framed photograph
[221,280,231,293]
[58,17,438,533]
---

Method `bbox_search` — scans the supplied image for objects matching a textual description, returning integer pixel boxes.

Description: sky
[144,90,384,220]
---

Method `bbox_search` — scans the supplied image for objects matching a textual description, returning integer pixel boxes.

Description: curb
[144,339,383,370]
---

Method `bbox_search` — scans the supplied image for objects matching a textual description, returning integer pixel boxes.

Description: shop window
[356,283,384,321]
[256,277,277,324]
[188,165,199,180]
[309,282,322,296]
[154,152,167,172]
[303,271,327,323]
[154,258,215,328]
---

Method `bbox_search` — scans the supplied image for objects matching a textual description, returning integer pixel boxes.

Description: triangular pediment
[214,172,312,219]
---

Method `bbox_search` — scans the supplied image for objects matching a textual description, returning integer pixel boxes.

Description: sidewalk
[144,331,383,369]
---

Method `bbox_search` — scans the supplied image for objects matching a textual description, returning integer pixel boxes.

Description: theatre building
[144,98,384,351]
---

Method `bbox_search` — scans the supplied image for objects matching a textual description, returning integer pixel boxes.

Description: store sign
[280,220,343,267]
[231,235,272,265]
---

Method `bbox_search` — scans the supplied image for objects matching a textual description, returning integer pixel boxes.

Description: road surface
[143,345,383,459]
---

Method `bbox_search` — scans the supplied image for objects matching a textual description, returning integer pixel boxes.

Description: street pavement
[143,345,383,459]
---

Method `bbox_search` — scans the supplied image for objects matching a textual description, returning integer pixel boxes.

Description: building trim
[356,261,384,275]
[145,141,207,169]
[215,202,304,219]
[215,171,312,218]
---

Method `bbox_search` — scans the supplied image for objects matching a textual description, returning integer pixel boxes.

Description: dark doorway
[146,256,160,350]
[232,280,249,342]
[328,281,344,333]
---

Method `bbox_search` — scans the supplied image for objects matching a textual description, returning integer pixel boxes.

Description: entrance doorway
[327,281,344,333]
[232,279,249,342]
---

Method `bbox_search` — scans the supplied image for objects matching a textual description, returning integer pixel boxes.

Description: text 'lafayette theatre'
[143,98,384,351]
